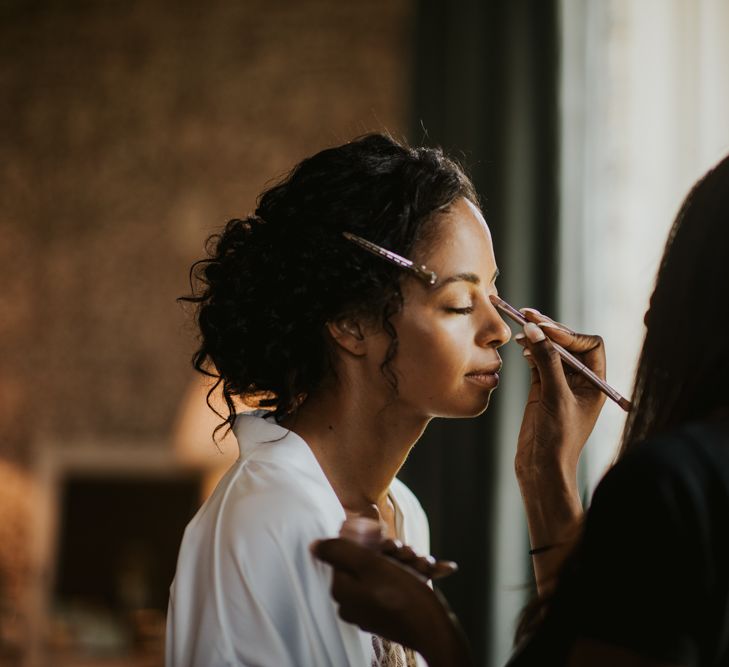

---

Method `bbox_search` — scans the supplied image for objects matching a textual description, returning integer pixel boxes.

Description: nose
[475,299,512,348]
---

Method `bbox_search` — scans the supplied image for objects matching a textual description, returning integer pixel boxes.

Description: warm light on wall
[171,374,246,500]
[0,460,37,658]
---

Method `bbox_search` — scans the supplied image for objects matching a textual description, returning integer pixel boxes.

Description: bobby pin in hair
[342,232,438,286]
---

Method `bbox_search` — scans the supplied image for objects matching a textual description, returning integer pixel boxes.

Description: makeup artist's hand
[513,309,606,591]
[379,538,459,581]
[312,538,472,667]
[515,309,607,477]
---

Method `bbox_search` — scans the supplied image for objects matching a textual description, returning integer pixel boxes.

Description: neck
[281,384,429,517]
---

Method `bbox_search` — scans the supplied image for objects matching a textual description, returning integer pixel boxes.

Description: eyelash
[444,306,474,315]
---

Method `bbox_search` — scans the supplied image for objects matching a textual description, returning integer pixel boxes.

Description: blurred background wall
[2,1,729,666]
[1,1,411,665]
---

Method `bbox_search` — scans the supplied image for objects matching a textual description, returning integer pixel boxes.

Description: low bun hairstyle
[180,133,477,433]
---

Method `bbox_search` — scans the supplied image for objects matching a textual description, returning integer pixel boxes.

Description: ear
[326,318,367,356]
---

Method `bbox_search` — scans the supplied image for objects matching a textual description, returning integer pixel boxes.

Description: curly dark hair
[180,133,478,435]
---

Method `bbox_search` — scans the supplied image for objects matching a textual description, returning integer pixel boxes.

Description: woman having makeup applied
[315,154,729,666]
[166,133,606,667]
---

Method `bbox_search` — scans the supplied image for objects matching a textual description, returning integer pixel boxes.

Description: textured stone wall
[0,0,411,457]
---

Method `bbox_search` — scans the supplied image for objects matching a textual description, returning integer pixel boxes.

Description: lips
[466,364,502,377]
[465,363,502,389]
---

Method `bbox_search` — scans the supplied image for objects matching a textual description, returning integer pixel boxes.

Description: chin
[434,394,493,419]
[465,401,491,418]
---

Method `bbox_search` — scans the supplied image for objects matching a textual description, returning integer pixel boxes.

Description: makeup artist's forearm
[419,611,474,667]
[526,513,581,595]
[518,467,583,593]
[517,462,582,534]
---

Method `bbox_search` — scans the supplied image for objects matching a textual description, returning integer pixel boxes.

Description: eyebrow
[434,268,500,290]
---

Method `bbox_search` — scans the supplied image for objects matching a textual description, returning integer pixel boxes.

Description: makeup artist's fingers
[313,538,375,578]
[380,539,403,554]
[316,538,424,581]
[519,340,541,375]
[408,556,436,579]
[521,308,575,334]
[539,326,605,379]
[391,548,421,573]
[319,544,460,655]
[397,554,458,581]
[519,310,606,381]
[430,560,459,580]
[520,309,597,356]
[380,540,457,580]
[523,346,537,371]
[542,326,606,385]
[517,334,538,377]
[523,323,572,403]
[383,542,417,561]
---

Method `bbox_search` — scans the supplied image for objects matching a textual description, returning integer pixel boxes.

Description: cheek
[395,317,470,379]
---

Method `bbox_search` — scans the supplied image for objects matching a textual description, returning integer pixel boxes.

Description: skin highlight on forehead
[462,198,492,237]
[411,198,499,297]
[411,198,484,262]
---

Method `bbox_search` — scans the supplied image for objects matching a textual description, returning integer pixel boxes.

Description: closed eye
[444,306,474,314]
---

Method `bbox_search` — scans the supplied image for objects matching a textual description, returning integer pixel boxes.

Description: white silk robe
[166,412,430,667]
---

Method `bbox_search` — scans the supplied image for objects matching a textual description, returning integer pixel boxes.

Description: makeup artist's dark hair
[179,133,477,434]
[619,153,729,452]
[515,153,729,646]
